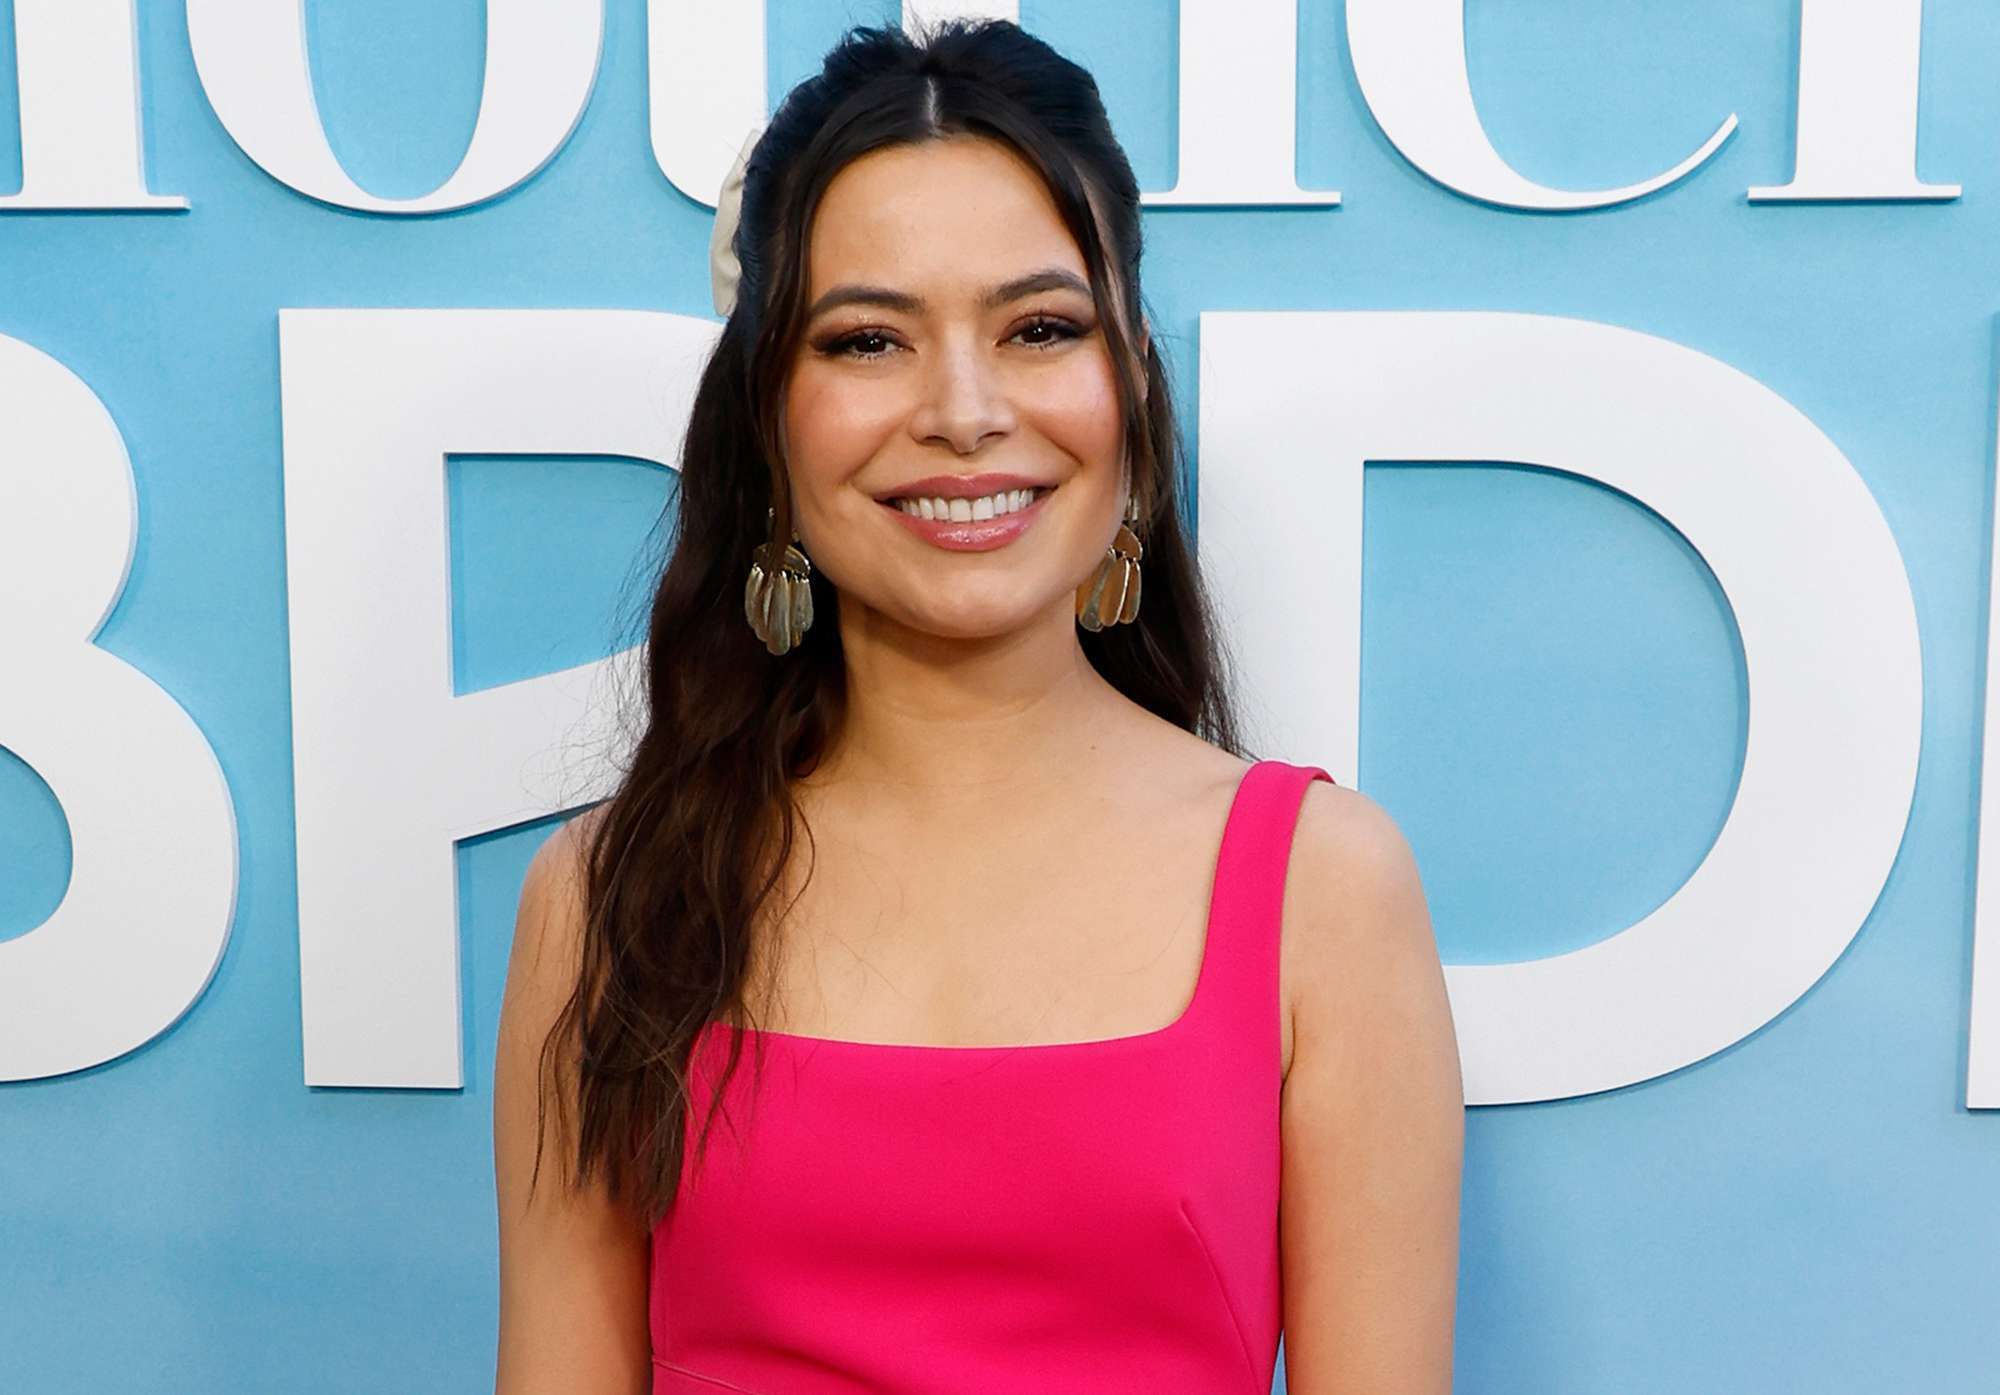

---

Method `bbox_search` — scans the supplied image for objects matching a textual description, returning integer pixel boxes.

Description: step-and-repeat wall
[4,2,1995,1391]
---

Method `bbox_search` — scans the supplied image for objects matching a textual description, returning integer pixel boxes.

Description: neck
[806,597,1123,803]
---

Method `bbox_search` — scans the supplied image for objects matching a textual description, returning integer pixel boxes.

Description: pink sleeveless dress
[648,758,1334,1393]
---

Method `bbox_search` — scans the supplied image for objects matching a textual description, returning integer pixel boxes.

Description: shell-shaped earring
[1075,498,1142,633]
[745,508,814,655]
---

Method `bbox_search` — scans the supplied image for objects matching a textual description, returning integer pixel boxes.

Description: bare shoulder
[1288,779,1429,944]
[500,810,611,1153]
[502,807,604,1013]
[533,801,610,891]
[523,798,624,924]
[520,809,593,942]
[494,801,651,1393]
[1280,780,1454,1080]
[1277,781,1464,1391]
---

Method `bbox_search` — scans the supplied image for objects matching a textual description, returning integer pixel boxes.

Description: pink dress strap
[1192,758,1336,1075]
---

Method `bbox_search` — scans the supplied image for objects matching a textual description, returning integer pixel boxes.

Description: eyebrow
[804,267,1092,320]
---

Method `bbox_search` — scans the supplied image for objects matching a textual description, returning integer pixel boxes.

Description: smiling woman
[491,16,1461,1395]
[786,137,1132,597]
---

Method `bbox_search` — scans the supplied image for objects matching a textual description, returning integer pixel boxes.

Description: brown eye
[820,329,901,359]
[1012,316,1085,350]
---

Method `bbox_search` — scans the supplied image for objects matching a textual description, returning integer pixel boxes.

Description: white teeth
[894,487,1043,520]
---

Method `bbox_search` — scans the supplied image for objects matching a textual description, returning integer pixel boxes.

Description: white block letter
[903,1,1018,26]
[1967,326,2000,1108]
[277,310,716,1087]
[1750,0,1957,202]
[1145,0,1336,208]
[1198,310,1921,1103]
[1346,0,1736,209]
[186,0,602,214]
[647,0,767,210]
[0,0,186,211]
[0,334,234,1079]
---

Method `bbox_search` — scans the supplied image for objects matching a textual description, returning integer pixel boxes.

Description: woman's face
[781,135,1138,643]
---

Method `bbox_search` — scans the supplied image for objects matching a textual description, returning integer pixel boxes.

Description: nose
[907,333,1016,455]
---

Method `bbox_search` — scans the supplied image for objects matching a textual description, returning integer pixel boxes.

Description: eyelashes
[815,328,900,360]
[1011,316,1088,351]
[814,315,1092,361]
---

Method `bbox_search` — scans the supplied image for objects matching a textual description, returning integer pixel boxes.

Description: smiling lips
[876,472,1056,552]
[892,486,1045,522]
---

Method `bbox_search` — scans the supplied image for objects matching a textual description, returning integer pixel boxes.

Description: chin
[899,598,1054,642]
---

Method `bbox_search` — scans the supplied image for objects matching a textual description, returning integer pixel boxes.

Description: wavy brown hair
[533,17,1246,1231]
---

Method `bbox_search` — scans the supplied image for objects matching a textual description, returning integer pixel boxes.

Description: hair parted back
[533,16,1247,1231]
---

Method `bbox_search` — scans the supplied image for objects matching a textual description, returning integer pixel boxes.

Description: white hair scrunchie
[709,122,767,318]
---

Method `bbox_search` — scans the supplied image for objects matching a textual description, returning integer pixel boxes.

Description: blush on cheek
[782,374,854,469]
[782,367,912,513]
[1039,370,1124,465]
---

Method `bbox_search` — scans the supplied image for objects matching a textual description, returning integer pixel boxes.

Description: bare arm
[494,813,653,1394]
[1280,783,1465,1393]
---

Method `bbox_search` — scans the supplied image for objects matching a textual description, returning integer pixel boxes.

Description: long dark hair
[536,17,1246,1231]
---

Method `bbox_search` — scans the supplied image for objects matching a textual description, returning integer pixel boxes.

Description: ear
[1136,317,1152,407]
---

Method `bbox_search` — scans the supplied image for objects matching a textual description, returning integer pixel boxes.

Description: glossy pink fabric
[648,759,1333,1394]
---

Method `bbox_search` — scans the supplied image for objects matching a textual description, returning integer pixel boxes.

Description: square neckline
[702,758,1265,1057]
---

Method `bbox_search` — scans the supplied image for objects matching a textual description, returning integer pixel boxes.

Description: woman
[494,18,1462,1394]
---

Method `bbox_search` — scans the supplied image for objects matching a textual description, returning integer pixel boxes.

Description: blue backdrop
[3,2,1994,1391]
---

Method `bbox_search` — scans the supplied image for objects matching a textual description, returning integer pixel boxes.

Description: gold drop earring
[1076,493,1142,632]
[745,507,814,655]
